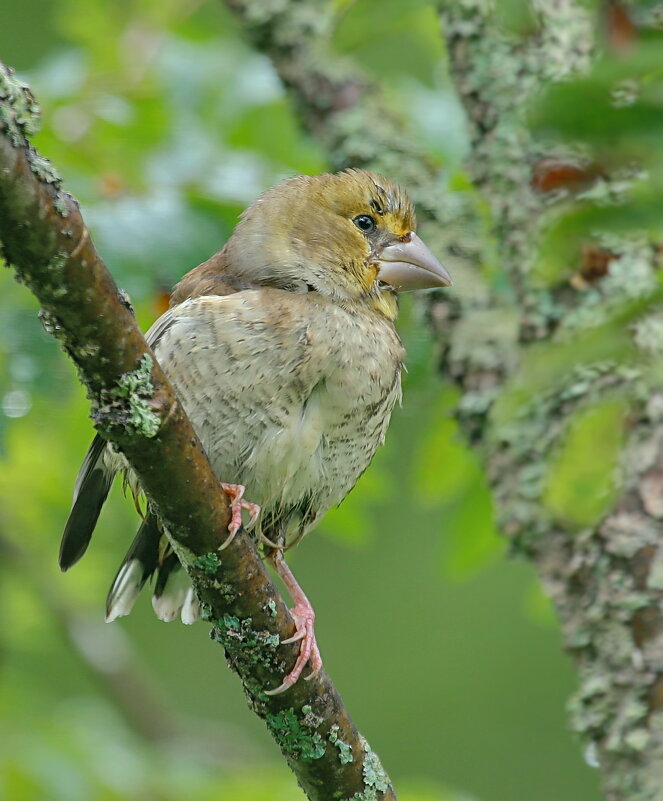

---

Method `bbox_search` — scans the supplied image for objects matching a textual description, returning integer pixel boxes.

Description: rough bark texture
[438,5,663,799]
[219,1,663,798]
[0,62,396,801]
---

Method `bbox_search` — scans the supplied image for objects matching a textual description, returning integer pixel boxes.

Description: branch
[0,62,396,801]
[222,0,439,185]
[438,5,663,798]
[220,1,663,797]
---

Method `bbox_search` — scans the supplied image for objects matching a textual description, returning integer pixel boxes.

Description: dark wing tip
[59,466,112,570]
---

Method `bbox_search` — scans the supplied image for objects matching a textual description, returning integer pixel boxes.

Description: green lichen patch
[38,308,66,342]
[192,552,223,575]
[72,342,101,360]
[301,704,322,729]
[0,67,73,218]
[0,66,71,217]
[211,614,280,680]
[0,64,41,146]
[28,153,62,185]
[94,354,160,438]
[115,354,154,398]
[19,249,68,300]
[328,724,353,765]
[117,288,135,315]
[265,599,278,617]
[210,579,237,604]
[53,193,70,218]
[343,736,390,800]
[624,728,651,752]
[360,738,389,796]
[265,708,325,763]
[36,251,69,300]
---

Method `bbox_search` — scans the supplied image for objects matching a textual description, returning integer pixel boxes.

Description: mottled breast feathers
[148,288,404,547]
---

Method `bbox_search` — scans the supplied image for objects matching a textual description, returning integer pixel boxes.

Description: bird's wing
[169,246,256,306]
[59,304,182,572]
[59,285,314,577]
[59,433,115,570]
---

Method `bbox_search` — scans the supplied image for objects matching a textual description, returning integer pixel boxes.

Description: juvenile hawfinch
[59,169,452,694]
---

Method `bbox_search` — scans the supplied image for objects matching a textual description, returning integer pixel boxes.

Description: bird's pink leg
[265,549,322,695]
[218,483,260,550]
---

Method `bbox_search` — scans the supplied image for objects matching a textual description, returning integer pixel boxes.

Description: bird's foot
[219,483,260,550]
[265,601,322,695]
[265,550,323,695]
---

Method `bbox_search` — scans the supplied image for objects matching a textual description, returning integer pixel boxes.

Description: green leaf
[333,0,445,87]
[413,393,477,506]
[530,38,663,159]
[443,482,505,579]
[533,184,663,286]
[543,396,627,528]
[494,0,537,35]
[491,321,634,429]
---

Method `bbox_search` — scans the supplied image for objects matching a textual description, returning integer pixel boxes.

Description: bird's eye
[353,214,376,233]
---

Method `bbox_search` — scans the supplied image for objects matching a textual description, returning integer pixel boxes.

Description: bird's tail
[61,435,200,625]
[59,434,114,571]
[105,512,200,624]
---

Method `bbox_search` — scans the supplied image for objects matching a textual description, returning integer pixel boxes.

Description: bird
[59,169,452,694]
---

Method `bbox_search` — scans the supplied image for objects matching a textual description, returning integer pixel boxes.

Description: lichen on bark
[436,3,663,798]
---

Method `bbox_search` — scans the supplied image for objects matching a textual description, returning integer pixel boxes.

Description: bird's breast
[152,291,404,537]
[257,297,403,510]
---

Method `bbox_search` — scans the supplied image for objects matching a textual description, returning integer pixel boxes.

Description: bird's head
[225,169,451,319]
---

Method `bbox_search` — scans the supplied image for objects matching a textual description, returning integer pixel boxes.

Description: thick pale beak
[377,233,452,291]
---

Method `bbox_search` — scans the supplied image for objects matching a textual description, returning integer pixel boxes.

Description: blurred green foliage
[333,0,444,88]
[8,0,660,800]
[544,396,628,528]
[491,4,663,549]
[531,32,663,286]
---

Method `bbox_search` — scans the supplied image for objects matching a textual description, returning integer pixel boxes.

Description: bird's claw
[281,627,306,645]
[265,602,322,695]
[304,662,322,682]
[218,482,260,550]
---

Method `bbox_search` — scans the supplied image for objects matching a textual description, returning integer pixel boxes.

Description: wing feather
[59,434,113,570]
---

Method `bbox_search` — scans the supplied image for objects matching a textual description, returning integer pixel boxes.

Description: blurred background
[0,1,610,799]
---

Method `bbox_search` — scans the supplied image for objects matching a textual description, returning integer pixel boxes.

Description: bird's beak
[376,233,452,291]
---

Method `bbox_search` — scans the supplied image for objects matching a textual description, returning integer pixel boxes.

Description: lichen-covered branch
[220,1,663,798]
[438,5,663,799]
[221,0,440,187]
[0,62,396,801]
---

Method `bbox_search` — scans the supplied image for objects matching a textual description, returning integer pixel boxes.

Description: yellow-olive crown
[225,169,417,309]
